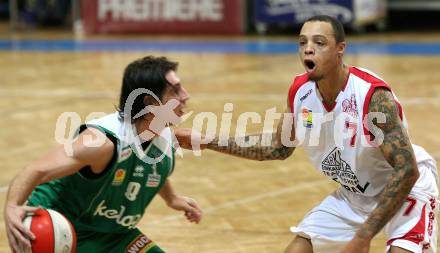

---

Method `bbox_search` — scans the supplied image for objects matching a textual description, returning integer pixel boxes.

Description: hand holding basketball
[20,208,77,253]
[5,205,77,253]
[4,203,38,253]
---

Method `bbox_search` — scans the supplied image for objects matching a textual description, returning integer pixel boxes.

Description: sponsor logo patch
[300,89,312,102]
[133,166,144,178]
[321,147,370,194]
[126,234,155,253]
[119,148,132,163]
[112,169,126,186]
[146,164,161,187]
[146,174,161,187]
[302,107,313,128]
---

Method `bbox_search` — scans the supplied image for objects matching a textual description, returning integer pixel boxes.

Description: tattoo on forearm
[207,133,294,161]
[357,88,418,239]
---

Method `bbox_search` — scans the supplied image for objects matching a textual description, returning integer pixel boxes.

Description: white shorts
[291,160,439,253]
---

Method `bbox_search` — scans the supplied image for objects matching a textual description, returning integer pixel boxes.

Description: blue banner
[254,0,354,25]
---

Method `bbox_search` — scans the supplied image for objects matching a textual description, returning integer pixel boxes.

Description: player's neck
[134,116,162,142]
[316,64,349,104]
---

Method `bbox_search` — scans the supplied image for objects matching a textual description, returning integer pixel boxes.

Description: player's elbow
[28,166,53,185]
[408,167,420,186]
[276,147,295,160]
[263,147,294,161]
[402,165,419,188]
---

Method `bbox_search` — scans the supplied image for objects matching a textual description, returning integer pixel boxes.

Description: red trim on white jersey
[317,69,351,112]
[350,67,403,143]
[288,73,309,114]
[320,94,338,112]
[395,100,403,120]
[362,85,389,146]
[291,68,349,113]
[387,204,427,246]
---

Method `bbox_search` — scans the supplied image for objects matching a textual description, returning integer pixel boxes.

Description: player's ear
[143,95,159,106]
[337,41,346,56]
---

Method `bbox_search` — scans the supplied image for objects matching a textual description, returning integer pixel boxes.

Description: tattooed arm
[175,96,296,161]
[342,88,419,253]
[206,107,296,161]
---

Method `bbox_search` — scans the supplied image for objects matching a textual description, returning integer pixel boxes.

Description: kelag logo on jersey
[302,107,313,128]
[93,200,141,229]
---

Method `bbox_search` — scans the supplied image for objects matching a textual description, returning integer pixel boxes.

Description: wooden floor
[0,31,440,253]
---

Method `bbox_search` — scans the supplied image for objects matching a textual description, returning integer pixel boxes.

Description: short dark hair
[117,56,178,121]
[304,15,345,43]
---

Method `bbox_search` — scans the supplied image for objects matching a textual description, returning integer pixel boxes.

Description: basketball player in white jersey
[176,15,439,253]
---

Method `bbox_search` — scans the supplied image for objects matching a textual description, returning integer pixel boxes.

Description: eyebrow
[166,81,181,90]
[299,34,330,40]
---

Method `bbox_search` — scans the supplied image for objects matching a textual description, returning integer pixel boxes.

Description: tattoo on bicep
[358,88,418,238]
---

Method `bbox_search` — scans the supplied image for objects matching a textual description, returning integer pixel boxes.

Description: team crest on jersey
[118,147,132,163]
[321,147,370,193]
[146,164,161,187]
[302,107,313,128]
[112,169,126,186]
[342,94,358,118]
[133,166,144,177]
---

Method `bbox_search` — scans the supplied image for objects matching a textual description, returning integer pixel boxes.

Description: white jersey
[289,67,437,209]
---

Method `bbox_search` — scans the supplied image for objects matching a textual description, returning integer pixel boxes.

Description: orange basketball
[21,209,76,253]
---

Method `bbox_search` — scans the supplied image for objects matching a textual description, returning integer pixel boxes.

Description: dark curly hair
[117,56,178,122]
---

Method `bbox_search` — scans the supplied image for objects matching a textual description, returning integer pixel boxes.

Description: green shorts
[76,228,165,253]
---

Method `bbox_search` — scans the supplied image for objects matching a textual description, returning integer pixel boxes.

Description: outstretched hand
[4,204,39,253]
[167,195,203,224]
[174,128,210,151]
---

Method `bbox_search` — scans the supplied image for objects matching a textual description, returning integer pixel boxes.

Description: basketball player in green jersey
[4,56,202,253]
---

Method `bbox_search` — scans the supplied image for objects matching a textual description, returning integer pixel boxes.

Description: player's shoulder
[74,128,116,162]
[349,66,388,86]
[288,72,310,98]
[291,72,310,87]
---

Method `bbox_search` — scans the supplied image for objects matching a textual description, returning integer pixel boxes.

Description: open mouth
[304,60,316,72]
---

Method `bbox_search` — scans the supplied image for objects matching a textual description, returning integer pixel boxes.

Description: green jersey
[28,113,175,234]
